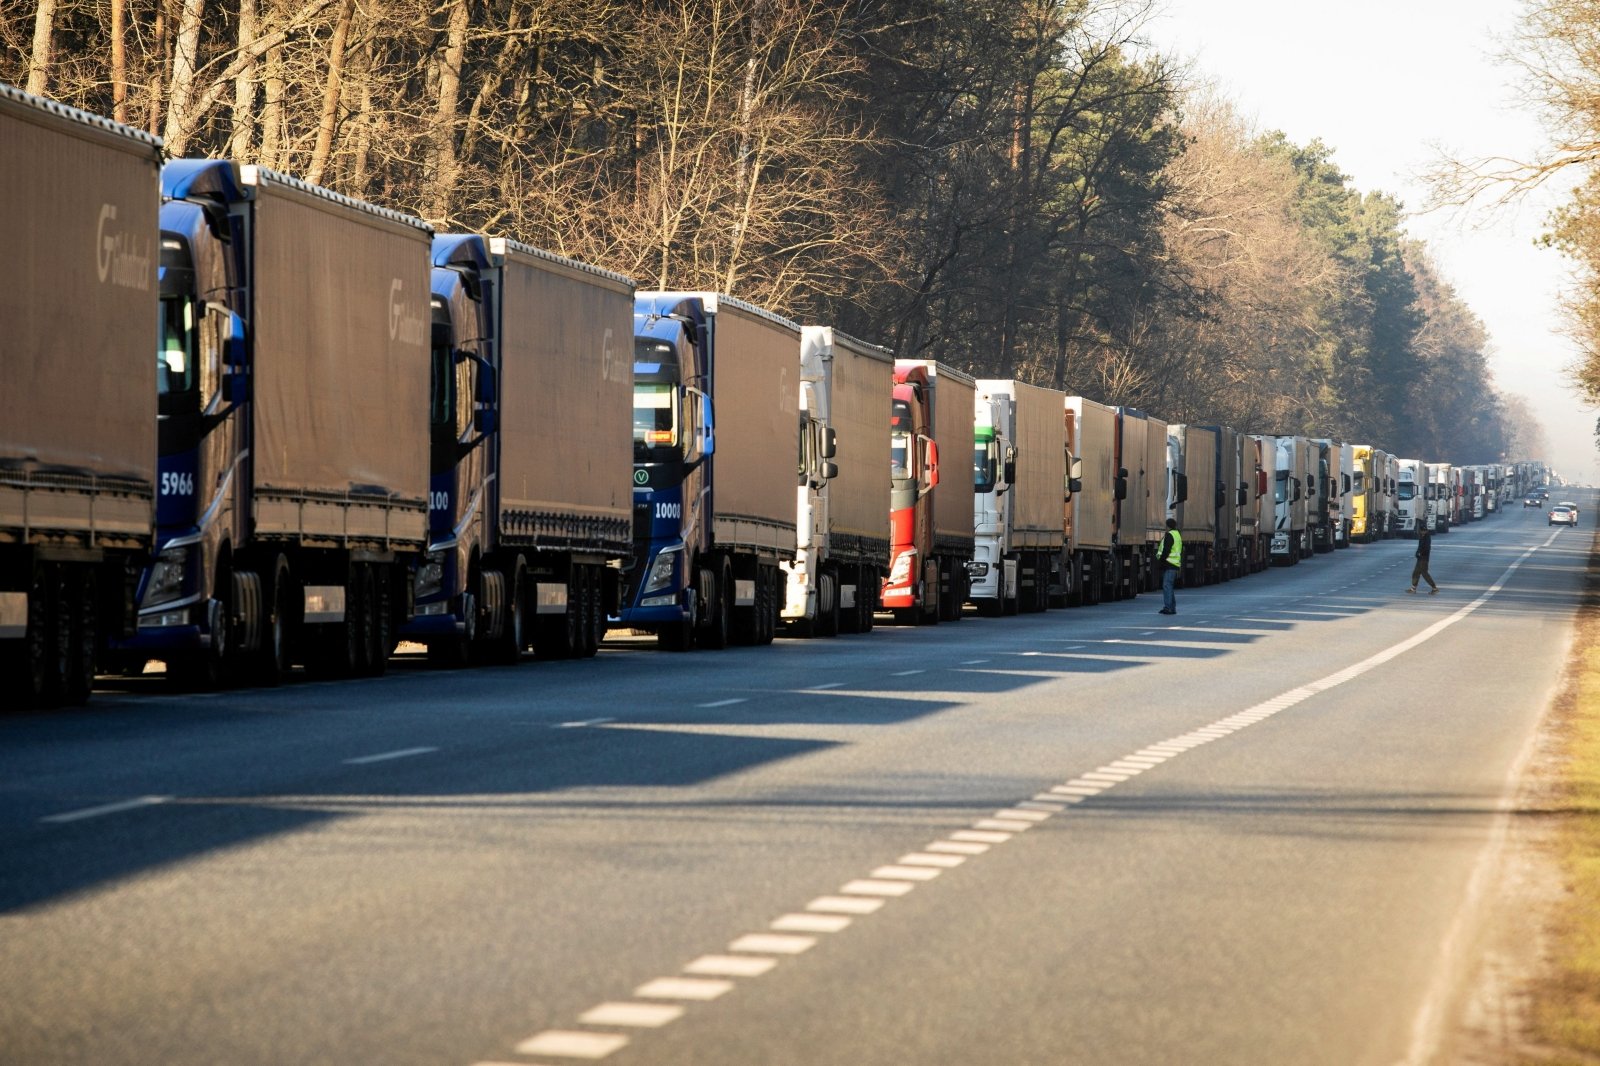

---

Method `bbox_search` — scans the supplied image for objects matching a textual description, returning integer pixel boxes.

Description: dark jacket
[1415,531,1431,561]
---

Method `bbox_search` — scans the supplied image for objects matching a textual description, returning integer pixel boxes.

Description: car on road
[1525,493,1543,507]
[1549,504,1579,526]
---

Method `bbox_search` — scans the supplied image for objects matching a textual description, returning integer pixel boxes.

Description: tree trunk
[148,0,168,135]
[229,0,258,159]
[111,0,128,122]
[260,43,285,169]
[163,0,207,155]
[305,0,354,186]
[26,0,57,96]
[348,38,374,195]
[426,0,471,221]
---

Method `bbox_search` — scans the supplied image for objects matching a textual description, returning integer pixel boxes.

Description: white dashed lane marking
[475,531,1555,1066]
[697,698,747,708]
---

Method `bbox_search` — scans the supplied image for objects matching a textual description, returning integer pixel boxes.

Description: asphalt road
[1,495,1588,1066]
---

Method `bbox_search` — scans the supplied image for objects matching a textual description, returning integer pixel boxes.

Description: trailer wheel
[580,566,602,658]
[62,569,96,706]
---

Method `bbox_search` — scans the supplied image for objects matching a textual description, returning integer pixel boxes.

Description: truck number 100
[655,503,681,520]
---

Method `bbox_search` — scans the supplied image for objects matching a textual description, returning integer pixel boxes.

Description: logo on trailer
[97,204,152,290]
[389,279,426,346]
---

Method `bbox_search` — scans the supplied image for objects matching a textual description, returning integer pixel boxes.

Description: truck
[885,361,976,623]
[1379,451,1400,536]
[1350,444,1376,542]
[1308,439,1337,553]
[1,84,162,708]
[783,327,892,636]
[402,235,634,665]
[1265,435,1308,564]
[1242,435,1271,572]
[1397,459,1425,534]
[971,380,1069,615]
[1168,425,1217,586]
[110,160,432,686]
[621,292,799,649]
[1065,397,1122,605]
[1117,408,1169,595]
[1426,462,1453,532]
[1195,424,1251,581]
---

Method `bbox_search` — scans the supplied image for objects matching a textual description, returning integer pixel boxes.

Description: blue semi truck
[402,235,634,663]
[110,161,434,684]
[620,293,800,650]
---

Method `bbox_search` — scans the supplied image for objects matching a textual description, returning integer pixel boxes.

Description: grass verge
[1524,531,1600,1063]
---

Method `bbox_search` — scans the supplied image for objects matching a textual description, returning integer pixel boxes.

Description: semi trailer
[1,84,162,707]
[404,235,634,664]
[621,292,799,649]
[971,380,1069,615]
[1065,397,1121,605]
[886,361,976,623]
[114,160,432,685]
[783,327,892,636]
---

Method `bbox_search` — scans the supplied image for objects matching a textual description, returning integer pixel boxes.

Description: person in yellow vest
[1158,517,1183,615]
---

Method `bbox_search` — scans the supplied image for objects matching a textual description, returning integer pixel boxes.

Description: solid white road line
[40,795,171,824]
[343,747,437,766]
[807,682,846,690]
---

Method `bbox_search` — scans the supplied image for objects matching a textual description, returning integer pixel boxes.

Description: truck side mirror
[474,407,497,435]
[822,427,837,460]
[925,438,940,488]
[1237,484,1249,507]
[1293,478,1302,502]
[1176,473,1189,504]
[1067,476,1083,496]
[821,461,839,480]
[1114,475,1127,501]
[1002,451,1017,486]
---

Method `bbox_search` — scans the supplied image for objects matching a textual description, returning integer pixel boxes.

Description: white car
[1549,504,1578,526]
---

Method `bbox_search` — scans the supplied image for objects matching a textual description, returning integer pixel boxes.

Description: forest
[3,0,1541,462]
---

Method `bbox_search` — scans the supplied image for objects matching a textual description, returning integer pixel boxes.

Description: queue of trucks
[0,84,1553,708]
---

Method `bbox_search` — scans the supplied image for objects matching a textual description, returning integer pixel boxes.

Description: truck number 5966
[161,472,195,495]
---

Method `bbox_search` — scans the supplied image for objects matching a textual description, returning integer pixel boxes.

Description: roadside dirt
[1435,544,1596,1066]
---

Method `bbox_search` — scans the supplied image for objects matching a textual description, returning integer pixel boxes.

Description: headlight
[643,546,681,595]
[415,552,445,600]
[888,550,915,586]
[143,546,190,607]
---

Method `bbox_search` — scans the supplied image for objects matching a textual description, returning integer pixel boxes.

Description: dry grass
[1523,533,1600,1064]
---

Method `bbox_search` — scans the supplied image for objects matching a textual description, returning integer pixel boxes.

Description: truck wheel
[817,571,839,637]
[581,566,602,658]
[172,584,230,690]
[490,562,526,666]
[701,561,732,650]
[62,569,96,706]
[254,556,294,686]
[761,566,780,645]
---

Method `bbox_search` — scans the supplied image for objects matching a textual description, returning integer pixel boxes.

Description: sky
[1141,0,1597,482]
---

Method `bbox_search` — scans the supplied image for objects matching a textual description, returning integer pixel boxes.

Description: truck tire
[701,561,731,650]
[253,555,293,686]
[489,561,526,666]
[171,579,231,690]
[62,570,96,706]
[817,571,839,638]
[580,565,602,658]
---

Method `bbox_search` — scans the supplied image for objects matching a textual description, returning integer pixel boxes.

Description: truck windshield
[158,296,199,411]
[973,427,997,493]
[634,383,680,461]
[1274,469,1288,503]
[1353,470,1365,493]
[1399,482,1415,500]
[891,399,913,482]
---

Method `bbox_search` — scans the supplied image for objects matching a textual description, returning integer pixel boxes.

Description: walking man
[1409,523,1438,594]
[1158,517,1183,615]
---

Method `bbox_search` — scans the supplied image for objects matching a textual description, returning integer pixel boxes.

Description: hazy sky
[1142,0,1596,481]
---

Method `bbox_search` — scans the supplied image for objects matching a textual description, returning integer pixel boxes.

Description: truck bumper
[615,601,689,628]
[112,622,206,655]
[398,606,463,641]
